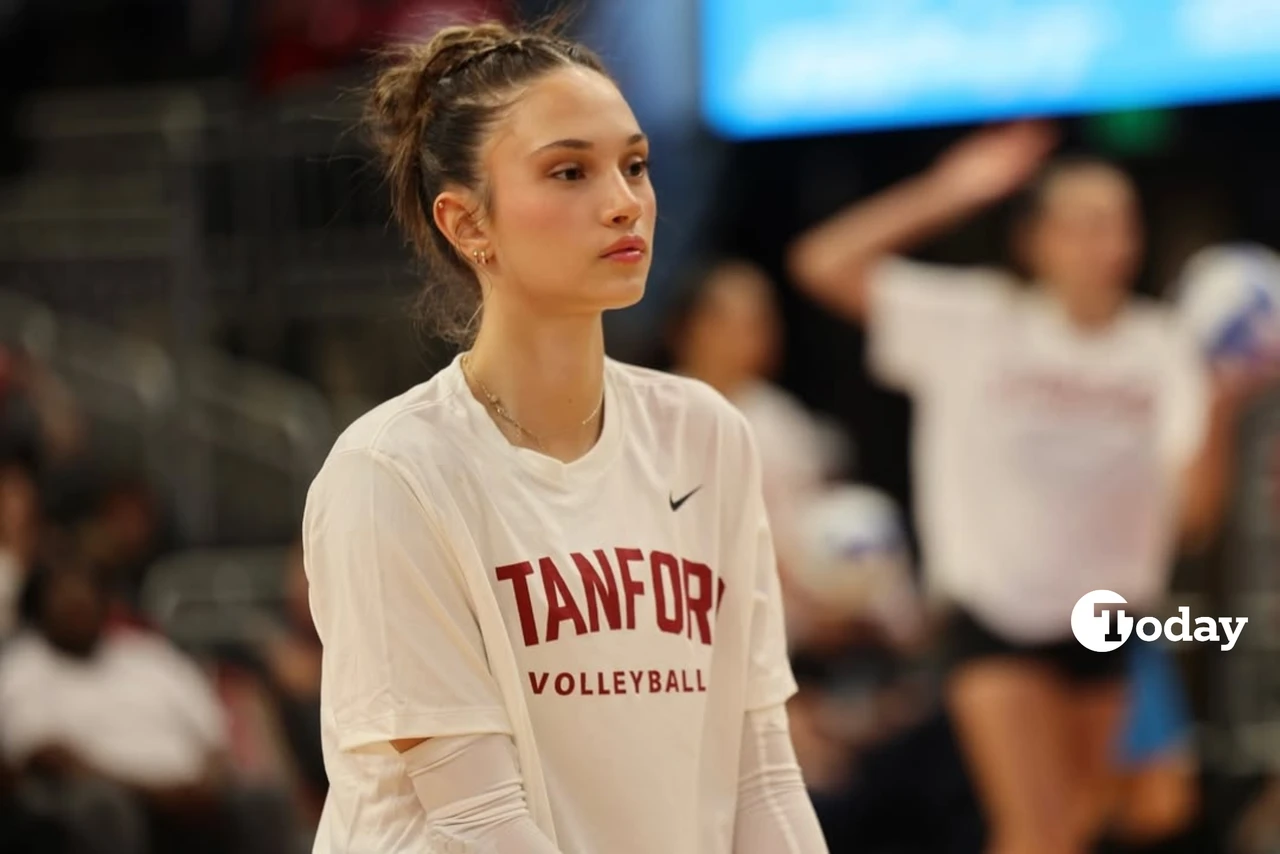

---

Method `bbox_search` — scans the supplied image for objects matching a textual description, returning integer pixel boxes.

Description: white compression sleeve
[734,704,830,854]
[401,734,562,853]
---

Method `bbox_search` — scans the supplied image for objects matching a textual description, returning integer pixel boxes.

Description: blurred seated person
[251,540,325,815]
[0,344,85,468]
[785,485,979,853]
[666,257,848,645]
[783,485,930,786]
[0,557,291,854]
[0,427,39,640]
[41,462,165,623]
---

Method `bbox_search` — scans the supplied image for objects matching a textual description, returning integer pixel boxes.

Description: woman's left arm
[734,703,829,854]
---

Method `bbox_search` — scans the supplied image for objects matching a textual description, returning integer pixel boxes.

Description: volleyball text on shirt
[495,547,727,697]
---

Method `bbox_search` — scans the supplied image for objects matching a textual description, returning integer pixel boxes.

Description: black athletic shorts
[943,607,1128,685]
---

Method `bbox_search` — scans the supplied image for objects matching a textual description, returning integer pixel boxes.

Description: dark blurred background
[1,1,1278,852]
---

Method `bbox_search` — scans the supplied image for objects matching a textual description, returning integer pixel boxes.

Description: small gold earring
[473,249,488,265]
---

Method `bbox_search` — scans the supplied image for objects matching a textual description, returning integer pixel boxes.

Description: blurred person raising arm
[785,122,1254,854]
[787,122,1246,552]
[787,121,1055,323]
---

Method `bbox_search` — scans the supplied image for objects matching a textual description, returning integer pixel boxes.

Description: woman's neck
[465,305,607,462]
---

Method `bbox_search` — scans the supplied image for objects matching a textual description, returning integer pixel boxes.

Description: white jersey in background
[868,259,1210,644]
[0,630,228,788]
[303,356,797,854]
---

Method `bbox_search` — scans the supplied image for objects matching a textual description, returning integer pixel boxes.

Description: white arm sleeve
[734,704,829,854]
[401,734,563,854]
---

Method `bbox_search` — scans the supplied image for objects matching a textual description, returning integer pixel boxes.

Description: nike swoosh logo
[669,486,702,512]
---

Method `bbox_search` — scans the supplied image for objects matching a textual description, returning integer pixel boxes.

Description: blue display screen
[701,0,1280,139]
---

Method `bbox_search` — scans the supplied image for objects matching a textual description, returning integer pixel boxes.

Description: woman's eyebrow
[532,132,647,155]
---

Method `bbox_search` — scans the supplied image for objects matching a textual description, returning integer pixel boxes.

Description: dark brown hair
[1006,154,1134,278]
[366,20,609,345]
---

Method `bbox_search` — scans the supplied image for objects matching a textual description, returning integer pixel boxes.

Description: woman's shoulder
[308,365,473,506]
[326,365,466,463]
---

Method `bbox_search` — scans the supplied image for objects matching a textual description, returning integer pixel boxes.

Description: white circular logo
[1071,590,1133,652]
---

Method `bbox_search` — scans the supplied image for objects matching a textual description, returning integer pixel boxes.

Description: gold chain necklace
[461,353,603,451]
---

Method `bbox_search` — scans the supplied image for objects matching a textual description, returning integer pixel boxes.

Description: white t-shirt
[733,382,840,561]
[0,630,227,786]
[868,259,1210,643]
[303,356,797,854]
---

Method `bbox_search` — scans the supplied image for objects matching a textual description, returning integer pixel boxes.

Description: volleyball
[1173,243,1280,369]
[790,484,913,621]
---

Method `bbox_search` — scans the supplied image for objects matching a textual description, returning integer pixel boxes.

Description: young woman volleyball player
[301,21,827,854]
[789,124,1244,854]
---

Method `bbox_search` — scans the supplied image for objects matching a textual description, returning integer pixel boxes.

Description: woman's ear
[432,189,491,265]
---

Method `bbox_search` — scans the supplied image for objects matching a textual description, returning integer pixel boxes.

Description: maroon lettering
[496,562,540,646]
[572,551,622,633]
[524,668,710,697]
[651,551,684,636]
[683,560,714,644]
[717,578,727,614]
[616,548,646,629]
[541,557,588,643]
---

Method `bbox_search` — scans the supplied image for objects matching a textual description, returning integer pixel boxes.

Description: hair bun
[367,23,519,155]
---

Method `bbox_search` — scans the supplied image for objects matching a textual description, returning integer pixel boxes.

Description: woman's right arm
[786,122,1056,323]
[305,449,563,852]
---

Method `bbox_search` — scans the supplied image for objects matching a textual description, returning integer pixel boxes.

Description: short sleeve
[867,257,1008,390]
[734,424,799,712]
[1159,319,1212,474]
[303,449,510,754]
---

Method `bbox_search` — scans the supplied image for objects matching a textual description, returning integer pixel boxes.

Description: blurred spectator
[42,463,165,618]
[0,559,294,853]
[0,385,41,640]
[666,257,849,647]
[251,540,325,814]
[0,346,86,469]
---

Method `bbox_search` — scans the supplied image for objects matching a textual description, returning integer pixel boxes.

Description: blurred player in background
[788,122,1253,854]
[665,258,850,649]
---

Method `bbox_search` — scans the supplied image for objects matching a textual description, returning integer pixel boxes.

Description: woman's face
[476,66,656,317]
[1026,165,1143,322]
[686,265,782,380]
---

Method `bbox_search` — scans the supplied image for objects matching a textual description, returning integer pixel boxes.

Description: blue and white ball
[791,484,913,620]
[1174,243,1280,368]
